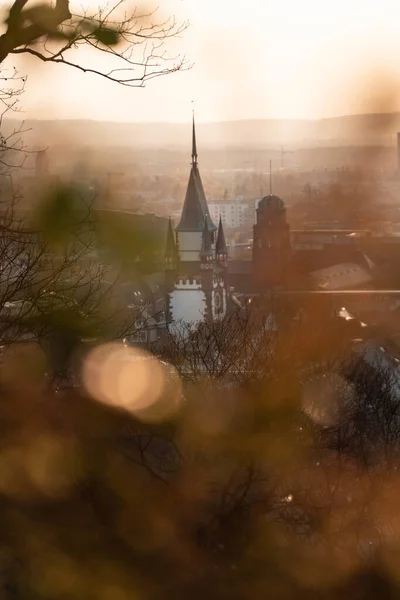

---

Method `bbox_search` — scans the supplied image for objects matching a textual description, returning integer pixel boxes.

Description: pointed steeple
[165,216,178,268]
[192,111,197,166]
[176,118,216,233]
[200,215,214,258]
[216,215,227,255]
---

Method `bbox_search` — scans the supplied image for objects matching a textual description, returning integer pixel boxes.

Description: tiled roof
[310,262,372,290]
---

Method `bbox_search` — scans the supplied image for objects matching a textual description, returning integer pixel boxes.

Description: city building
[208,197,250,229]
[228,192,400,330]
[290,229,371,250]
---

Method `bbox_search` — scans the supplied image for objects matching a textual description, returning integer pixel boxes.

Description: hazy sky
[10,0,400,122]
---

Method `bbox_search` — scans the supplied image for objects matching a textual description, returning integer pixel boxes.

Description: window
[131,329,148,343]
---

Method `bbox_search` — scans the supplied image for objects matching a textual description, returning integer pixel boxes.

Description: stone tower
[252,194,291,289]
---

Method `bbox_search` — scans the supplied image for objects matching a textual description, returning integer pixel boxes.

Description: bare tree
[0,0,187,84]
[326,355,400,470]
[0,189,109,379]
[159,309,280,386]
[0,65,29,174]
[0,0,187,174]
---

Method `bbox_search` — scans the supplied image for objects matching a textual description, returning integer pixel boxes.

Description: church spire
[216,215,227,256]
[192,111,197,166]
[176,118,216,233]
[200,214,213,259]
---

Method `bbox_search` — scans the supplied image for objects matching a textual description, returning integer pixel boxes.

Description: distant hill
[5,113,400,150]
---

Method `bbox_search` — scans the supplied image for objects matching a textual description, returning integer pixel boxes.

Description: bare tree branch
[0,1,189,86]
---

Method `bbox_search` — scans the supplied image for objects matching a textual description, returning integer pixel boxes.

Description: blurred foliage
[0,335,400,599]
[4,3,121,47]
[2,182,399,600]
[95,210,164,272]
[33,183,165,269]
[0,230,398,598]
[91,26,120,46]
[35,183,91,247]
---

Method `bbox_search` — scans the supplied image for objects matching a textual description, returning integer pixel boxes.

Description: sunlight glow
[82,343,182,421]
[14,0,400,122]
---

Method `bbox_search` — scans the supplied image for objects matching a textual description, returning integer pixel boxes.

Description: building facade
[208,198,250,229]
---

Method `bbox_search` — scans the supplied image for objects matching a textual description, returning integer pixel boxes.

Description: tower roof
[216,215,227,254]
[258,194,285,211]
[165,216,177,258]
[200,215,214,257]
[175,116,216,233]
[176,166,215,231]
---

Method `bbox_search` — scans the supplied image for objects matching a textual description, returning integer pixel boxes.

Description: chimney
[397,133,400,172]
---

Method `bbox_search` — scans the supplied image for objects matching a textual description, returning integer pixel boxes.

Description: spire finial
[191,101,197,166]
